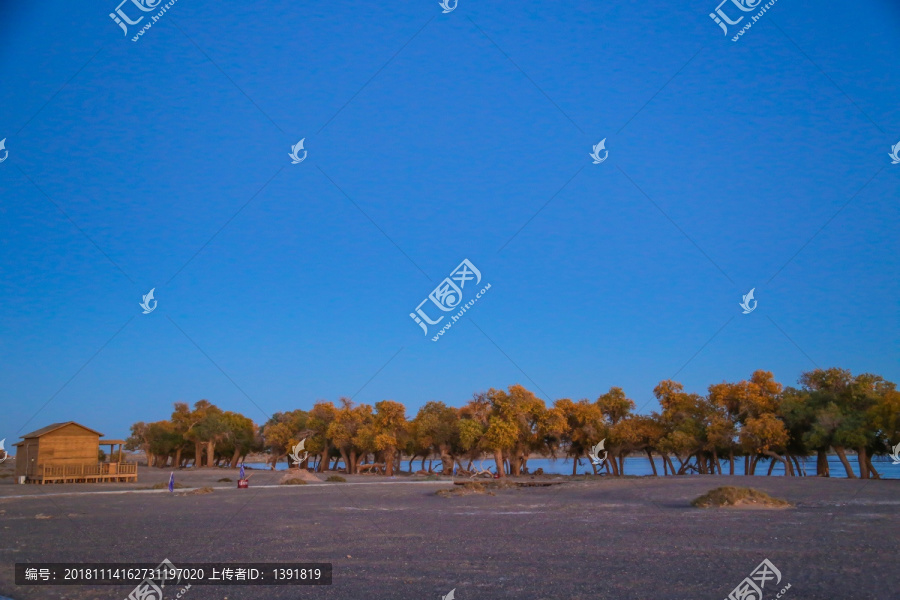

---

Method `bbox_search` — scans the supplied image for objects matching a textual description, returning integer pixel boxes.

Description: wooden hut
[13,422,137,484]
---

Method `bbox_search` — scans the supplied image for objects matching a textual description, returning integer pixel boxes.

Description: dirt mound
[279,469,322,485]
[692,486,792,509]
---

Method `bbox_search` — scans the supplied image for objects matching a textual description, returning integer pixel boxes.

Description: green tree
[654,380,710,474]
[327,399,373,474]
[262,409,310,469]
[308,401,338,472]
[554,398,606,475]
[800,368,885,478]
[412,401,460,474]
[598,387,635,475]
[218,411,257,467]
[371,400,409,476]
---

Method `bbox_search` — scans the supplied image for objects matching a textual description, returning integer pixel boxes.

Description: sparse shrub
[281,478,307,485]
[435,482,499,497]
[326,475,346,483]
[217,478,233,482]
[150,481,185,489]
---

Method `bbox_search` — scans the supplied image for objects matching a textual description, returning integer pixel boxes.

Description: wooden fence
[31,462,138,484]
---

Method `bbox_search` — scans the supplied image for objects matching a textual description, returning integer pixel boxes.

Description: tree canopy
[127,368,898,479]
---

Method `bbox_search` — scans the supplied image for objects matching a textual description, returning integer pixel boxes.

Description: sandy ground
[0,461,898,599]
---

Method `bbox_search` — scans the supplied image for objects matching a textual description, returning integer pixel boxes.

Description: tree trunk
[816,450,829,477]
[662,454,669,475]
[749,455,759,475]
[665,455,677,475]
[194,441,202,468]
[763,451,791,476]
[439,446,454,475]
[205,441,215,468]
[609,454,620,476]
[833,447,856,478]
[766,458,776,476]
[744,455,749,475]
[230,449,240,468]
[865,455,880,479]
[697,453,708,474]
[729,449,734,475]
[618,454,625,476]
[645,450,658,476]
[493,449,505,477]
[856,447,869,480]
[572,456,579,476]
[791,455,803,477]
[384,449,395,476]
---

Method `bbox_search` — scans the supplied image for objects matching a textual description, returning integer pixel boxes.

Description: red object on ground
[238,479,249,488]
[493,474,500,479]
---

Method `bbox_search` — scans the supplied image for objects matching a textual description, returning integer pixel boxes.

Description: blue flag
[239,464,245,480]
[168,472,174,492]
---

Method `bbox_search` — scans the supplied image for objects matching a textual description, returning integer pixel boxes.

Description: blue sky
[1,0,898,439]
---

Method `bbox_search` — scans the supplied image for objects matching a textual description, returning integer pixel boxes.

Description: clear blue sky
[1,0,898,440]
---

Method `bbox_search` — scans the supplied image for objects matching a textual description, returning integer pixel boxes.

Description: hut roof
[17,422,105,440]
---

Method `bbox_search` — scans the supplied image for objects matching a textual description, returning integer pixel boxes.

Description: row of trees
[126,368,900,479]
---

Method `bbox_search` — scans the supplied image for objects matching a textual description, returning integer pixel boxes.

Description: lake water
[243,455,900,478]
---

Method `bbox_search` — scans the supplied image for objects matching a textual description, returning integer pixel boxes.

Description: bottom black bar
[15,562,332,585]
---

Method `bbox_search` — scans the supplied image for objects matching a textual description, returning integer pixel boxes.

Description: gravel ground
[0,465,898,600]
